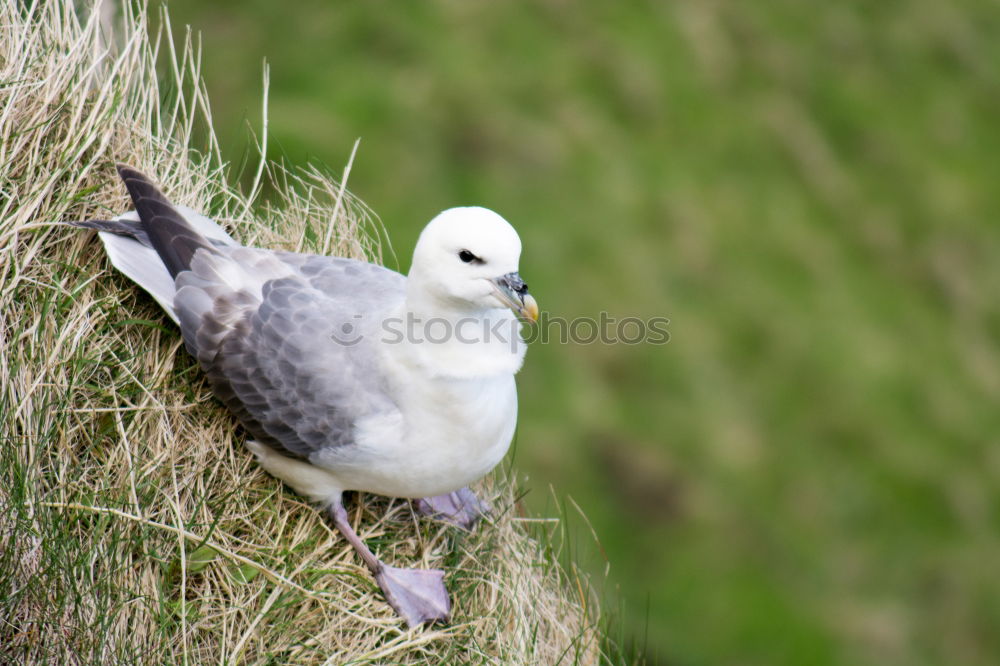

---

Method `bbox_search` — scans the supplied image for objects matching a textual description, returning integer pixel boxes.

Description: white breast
[302,302,525,499]
[335,373,516,498]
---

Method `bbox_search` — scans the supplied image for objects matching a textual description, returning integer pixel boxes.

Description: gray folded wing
[174,246,406,459]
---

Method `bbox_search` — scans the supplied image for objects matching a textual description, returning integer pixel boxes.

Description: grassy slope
[163,0,1000,664]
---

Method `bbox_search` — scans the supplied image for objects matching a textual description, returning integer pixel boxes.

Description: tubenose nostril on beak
[501,272,528,296]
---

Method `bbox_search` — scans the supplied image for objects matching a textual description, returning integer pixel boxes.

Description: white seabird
[69,165,539,626]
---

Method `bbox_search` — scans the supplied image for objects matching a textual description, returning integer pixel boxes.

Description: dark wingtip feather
[114,164,215,278]
[115,164,152,193]
[116,165,170,207]
[116,163,146,180]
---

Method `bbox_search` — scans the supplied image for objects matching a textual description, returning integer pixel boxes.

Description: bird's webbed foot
[415,486,491,530]
[374,563,450,627]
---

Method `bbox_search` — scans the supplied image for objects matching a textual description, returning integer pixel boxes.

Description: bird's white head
[407,207,538,322]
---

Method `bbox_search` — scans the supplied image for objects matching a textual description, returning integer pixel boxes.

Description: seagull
[68,165,538,627]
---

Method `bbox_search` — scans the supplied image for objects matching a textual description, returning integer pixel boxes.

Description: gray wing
[174,246,406,459]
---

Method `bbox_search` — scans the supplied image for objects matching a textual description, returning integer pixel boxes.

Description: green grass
[162,0,1000,663]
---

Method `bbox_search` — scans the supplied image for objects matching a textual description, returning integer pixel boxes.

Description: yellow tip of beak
[522,294,539,323]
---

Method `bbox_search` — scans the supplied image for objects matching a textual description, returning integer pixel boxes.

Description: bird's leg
[415,486,491,530]
[327,498,450,627]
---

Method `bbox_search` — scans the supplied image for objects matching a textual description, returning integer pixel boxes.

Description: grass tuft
[0,1,600,662]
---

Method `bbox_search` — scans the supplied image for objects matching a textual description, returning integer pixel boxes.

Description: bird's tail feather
[98,222,181,322]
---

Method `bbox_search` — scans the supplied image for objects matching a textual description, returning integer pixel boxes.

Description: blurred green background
[162,1,1000,663]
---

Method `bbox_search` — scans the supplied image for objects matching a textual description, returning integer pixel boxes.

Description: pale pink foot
[328,498,450,627]
[415,486,491,530]
[375,564,450,627]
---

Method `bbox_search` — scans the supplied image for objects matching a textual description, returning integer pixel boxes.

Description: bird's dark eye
[458,250,481,264]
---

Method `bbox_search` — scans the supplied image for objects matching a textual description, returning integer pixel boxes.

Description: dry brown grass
[0,1,600,663]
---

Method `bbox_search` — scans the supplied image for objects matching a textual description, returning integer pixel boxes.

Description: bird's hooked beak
[490,272,539,323]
